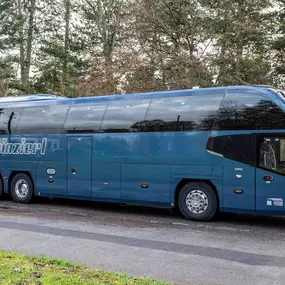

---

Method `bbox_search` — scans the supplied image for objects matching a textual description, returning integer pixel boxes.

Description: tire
[178,182,217,221]
[10,173,33,204]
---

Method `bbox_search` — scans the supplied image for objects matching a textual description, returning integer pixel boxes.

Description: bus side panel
[35,136,67,197]
[7,161,36,172]
[121,164,171,204]
[36,161,67,196]
[92,163,121,199]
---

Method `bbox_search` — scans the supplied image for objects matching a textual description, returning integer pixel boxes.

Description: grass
[0,250,171,285]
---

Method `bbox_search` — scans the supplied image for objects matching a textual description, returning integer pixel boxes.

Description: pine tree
[0,0,38,91]
[34,0,87,97]
[201,0,274,86]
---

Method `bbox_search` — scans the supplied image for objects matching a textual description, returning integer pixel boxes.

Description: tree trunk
[216,41,226,85]
[17,0,25,87]
[23,0,36,87]
[63,0,71,95]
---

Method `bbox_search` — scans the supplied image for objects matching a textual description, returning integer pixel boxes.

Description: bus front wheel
[178,182,217,221]
[10,173,33,204]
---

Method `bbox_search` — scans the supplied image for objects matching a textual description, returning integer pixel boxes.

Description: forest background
[1,0,285,97]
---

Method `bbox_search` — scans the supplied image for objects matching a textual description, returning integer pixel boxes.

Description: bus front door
[67,136,92,198]
[256,135,285,214]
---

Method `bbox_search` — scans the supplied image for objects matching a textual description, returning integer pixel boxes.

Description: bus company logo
[0,138,47,155]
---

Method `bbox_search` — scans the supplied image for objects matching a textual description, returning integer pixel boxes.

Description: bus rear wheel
[10,173,33,204]
[178,182,217,221]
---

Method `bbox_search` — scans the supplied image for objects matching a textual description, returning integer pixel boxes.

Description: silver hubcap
[186,190,208,214]
[15,179,29,198]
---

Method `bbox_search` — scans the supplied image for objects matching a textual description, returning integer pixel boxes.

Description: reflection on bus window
[259,137,285,175]
[260,140,277,170]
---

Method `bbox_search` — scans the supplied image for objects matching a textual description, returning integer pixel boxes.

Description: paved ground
[0,198,285,285]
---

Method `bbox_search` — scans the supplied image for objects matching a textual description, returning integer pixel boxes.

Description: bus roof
[68,85,279,104]
[0,94,65,103]
[0,85,279,106]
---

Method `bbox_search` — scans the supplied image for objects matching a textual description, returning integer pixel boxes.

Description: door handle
[71,168,78,173]
[263,175,274,181]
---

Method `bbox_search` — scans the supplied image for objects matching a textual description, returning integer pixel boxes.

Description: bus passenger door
[256,135,285,213]
[67,137,92,198]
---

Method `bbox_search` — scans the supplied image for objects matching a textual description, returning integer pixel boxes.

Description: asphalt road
[0,198,285,285]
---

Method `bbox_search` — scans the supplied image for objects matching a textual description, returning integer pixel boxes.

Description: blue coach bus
[1,85,285,221]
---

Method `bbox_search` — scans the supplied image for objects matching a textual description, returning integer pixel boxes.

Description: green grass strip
[0,249,171,285]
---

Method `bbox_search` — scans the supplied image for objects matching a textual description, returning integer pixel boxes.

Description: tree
[202,0,274,86]
[122,0,214,92]
[77,0,126,95]
[63,0,71,92]
[0,0,59,94]
[0,56,17,96]
[0,0,284,96]
[0,0,38,90]
[272,0,285,88]
[34,0,88,97]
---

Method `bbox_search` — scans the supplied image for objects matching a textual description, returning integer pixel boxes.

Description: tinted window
[0,108,21,134]
[143,95,223,132]
[214,92,285,130]
[16,104,69,134]
[207,134,255,166]
[63,103,107,133]
[100,99,150,132]
[259,136,285,175]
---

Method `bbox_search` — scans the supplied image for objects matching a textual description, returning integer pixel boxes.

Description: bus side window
[0,108,21,134]
[207,134,255,166]
[63,103,107,133]
[15,104,69,134]
[144,94,223,132]
[260,141,277,170]
[258,137,285,175]
[214,92,285,130]
[99,99,150,133]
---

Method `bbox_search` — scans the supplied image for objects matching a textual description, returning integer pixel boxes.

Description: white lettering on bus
[0,138,47,155]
